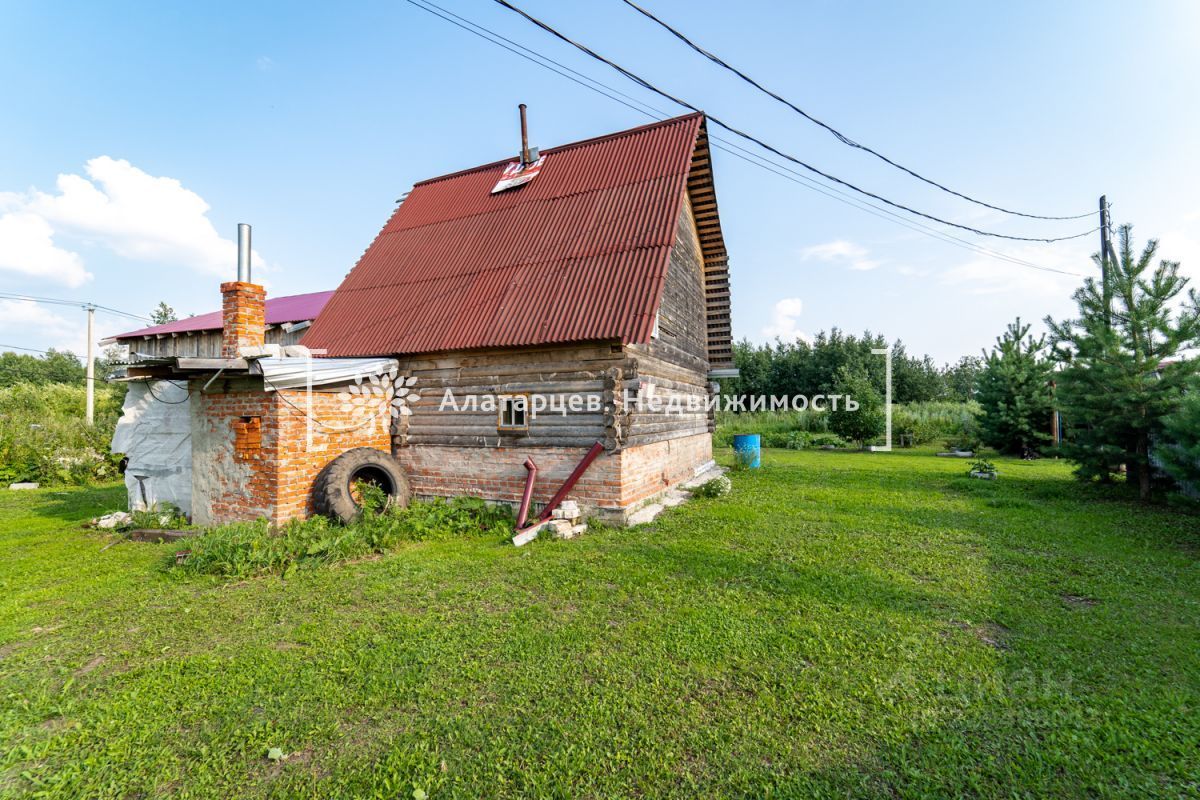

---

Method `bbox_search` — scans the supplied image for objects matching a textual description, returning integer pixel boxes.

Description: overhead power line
[0,343,90,362]
[0,291,150,322]
[490,0,1098,244]
[619,0,1092,222]
[406,0,1084,277]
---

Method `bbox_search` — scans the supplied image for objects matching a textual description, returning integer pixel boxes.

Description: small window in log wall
[498,395,529,432]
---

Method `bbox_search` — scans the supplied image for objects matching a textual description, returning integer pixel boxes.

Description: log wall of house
[391,342,628,451]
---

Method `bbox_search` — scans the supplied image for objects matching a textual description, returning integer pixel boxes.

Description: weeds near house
[690,474,732,498]
[0,383,124,485]
[170,497,513,579]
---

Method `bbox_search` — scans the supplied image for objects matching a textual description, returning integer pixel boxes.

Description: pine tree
[1046,225,1200,500]
[828,367,885,447]
[1159,387,1200,497]
[976,318,1054,455]
[150,301,178,325]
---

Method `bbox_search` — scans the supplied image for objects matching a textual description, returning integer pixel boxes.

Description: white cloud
[0,212,90,287]
[939,243,1085,298]
[1156,229,1200,285]
[800,239,881,271]
[26,156,264,278]
[0,299,87,355]
[762,297,810,342]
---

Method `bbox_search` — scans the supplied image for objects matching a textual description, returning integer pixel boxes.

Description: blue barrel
[733,434,761,469]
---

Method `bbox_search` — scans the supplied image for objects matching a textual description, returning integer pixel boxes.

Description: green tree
[1158,387,1200,497]
[944,355,982,402]
[976,318,1054,455]
[828,367,885,447]
[0,349,85,388]
[1047,225,1200,500]
[150,301,178,325]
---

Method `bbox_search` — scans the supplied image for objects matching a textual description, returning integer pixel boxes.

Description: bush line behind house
[170,493,514,579]
[725,329,982,406]
[714,401,982,450]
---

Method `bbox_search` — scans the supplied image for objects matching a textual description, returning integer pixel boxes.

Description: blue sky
[1,0,1197,364]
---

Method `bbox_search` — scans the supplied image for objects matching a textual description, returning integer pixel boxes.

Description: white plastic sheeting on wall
[255,357,399,391]
[111,380,193,517]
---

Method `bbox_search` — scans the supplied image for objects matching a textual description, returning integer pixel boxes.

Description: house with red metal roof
[110,111,733,531]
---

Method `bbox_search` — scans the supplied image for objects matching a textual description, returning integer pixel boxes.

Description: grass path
[0,450,1197,798]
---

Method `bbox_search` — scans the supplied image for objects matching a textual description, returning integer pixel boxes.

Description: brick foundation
[395,432,712,521]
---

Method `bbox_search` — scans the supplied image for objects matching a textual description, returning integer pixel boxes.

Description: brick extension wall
[191,382,389,527]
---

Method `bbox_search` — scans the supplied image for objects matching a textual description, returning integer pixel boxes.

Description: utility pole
[85,304,95,425]
[1099,195,1115,328]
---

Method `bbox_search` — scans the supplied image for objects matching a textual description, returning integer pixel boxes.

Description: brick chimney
[221,223,266,358]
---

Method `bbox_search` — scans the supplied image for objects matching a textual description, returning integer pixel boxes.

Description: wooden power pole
[85,304,95,425]
[1099,196,1115,327]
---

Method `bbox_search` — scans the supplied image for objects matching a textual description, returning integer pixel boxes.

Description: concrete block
[512,520,550,547]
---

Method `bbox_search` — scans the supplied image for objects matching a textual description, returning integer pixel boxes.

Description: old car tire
[314,448,411,523]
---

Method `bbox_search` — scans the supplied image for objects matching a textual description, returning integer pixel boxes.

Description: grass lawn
[1,450,1197,798]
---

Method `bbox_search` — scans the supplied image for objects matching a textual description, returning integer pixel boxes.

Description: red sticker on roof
[491,156,545,193]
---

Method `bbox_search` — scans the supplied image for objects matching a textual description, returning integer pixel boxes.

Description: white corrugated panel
[255,357,399,391]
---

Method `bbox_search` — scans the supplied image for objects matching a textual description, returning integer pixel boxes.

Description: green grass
[0,451,1197,798]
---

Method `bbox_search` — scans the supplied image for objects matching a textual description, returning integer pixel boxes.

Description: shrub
[968,458,998,476]
[828,369,885,447]
[893,401,981,445]
[171,497,513,579]
[0,382,124,485]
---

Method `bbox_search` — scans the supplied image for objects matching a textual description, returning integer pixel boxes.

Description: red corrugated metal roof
[302,113,706,357]
[110,291,334,339]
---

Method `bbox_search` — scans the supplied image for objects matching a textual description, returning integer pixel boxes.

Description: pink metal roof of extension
[302,112,706,357]
[111,291,334,339]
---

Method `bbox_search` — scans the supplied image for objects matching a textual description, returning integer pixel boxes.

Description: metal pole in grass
[872,347,893,452]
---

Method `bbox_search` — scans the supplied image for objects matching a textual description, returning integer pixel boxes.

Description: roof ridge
[413,111,703,187]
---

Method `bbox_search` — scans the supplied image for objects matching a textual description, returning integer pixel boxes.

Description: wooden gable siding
[650,195,708,366]
[622,195,716,448]
[687,126,733,368]
[120,326,306,359]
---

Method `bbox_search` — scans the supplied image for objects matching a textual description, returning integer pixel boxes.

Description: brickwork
[617,432,713,507]
[395,431,712,520]
[220,281,266,358]
[192,382,388,527]
[193,384,709,528]
[270,390,390,524]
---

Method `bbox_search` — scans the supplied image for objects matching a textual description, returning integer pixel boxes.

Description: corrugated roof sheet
[111,291,334,339]
[302,113,706,357]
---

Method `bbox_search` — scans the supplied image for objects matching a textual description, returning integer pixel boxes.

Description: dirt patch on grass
[948,620,1010,650]
[1061,593,1100,609]
[73,656,106,677]
[0,642,21,660]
